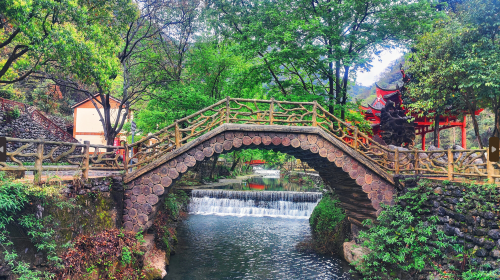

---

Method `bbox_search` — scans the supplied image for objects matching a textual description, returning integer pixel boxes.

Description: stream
[165,170,354,279]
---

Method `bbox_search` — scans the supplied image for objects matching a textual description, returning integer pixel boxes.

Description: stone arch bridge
[122,124,395,232]
[2,98,497,233]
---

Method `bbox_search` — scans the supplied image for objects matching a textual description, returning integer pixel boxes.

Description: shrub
[309,193,346,254]
[355,180,443,278]
[6,106,21,120]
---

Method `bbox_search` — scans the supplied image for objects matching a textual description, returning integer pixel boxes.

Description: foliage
[356,180,443,278]
[406,0,500,146]
[0,0,129,84]
[0,172,57,279]
[53,228,146,279]
[164,191,189,219]
[309,193,346,254]
[460,269,500,280]
[5,105,20,120]
[356,178,500,279]
[206,0,440,119]
[120,246,132,266]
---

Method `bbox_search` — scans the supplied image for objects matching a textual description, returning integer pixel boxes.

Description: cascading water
[188,190,322,219]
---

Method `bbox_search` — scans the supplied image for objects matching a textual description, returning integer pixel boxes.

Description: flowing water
[189,190,322,218]
[166,174,354,280]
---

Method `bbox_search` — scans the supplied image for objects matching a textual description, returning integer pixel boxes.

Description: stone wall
[0,110,81,162]
[395,176,500,269]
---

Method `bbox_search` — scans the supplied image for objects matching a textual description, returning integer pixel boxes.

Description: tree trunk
[209,154,220,180]
[464,96,484,149]
[470,113,484,149]
[340,65,350,120]
[335,60,341,106]
[328,58,335,114]
[230,153,240,172]
[433,114,440,147]
[493,95,500,138]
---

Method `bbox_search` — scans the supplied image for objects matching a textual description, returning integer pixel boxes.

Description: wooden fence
[1,97,498,183]
[0,138,125,182]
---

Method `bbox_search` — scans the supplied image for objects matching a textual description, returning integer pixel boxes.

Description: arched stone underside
[122,124,396,233]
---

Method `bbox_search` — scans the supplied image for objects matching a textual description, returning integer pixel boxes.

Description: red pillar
[462,116,467,149]
[422,133,426,150]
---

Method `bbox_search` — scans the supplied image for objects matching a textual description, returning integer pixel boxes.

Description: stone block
[484,240,495,250]
[476,249,488,257]
[488,229,500,240]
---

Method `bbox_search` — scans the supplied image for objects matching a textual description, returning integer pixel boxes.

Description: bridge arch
[122,124,395,233]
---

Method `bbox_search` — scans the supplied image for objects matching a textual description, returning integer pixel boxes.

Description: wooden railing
[0,138,125,182]
[1,97,498,183]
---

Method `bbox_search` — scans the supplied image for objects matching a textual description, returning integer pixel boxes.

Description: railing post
[394,148,400,175]
[34,139,44,183]
[225,96,230,123]
[82,141,90,180]
[269,98,274,125]
[175,122,181,148]
[353,128,358,150]
[414,149,419,175]
[123,144,129,175]
[487,148,494,184]
[312,101,318,126]
[447,147,454,181]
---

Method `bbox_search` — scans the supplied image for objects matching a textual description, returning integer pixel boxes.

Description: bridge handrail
[1,97,498,183]
[0,137,126,181]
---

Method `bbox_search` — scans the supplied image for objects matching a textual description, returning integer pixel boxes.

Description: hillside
[349,56,406,106]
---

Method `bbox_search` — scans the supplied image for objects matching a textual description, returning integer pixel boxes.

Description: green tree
[46,0,196,145]
[0,0,128,84]
[406,0,500,148]
[136,36,265,132]
[207,0,440,119]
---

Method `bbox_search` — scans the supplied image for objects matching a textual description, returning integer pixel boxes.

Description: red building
[360,77,482,150]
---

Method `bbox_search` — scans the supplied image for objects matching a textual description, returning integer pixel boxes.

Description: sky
[355,48,405,87]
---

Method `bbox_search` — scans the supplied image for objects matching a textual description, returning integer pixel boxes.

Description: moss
[309,193,347,255]
[141,266,163,280]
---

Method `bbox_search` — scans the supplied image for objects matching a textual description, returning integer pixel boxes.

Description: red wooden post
[461,115,467,149]
[422,133,426,150]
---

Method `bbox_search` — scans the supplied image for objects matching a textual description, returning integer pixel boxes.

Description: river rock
[343,240,370,265]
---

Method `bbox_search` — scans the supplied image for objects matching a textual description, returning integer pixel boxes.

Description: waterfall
[188,190,322,219]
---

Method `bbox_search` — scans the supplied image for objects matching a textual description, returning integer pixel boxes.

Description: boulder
[343,240,370,266]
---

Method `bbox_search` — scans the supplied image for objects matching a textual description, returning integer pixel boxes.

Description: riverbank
[311,178,500,279]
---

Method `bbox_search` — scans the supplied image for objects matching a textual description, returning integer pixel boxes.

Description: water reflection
[225,175,318,192]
